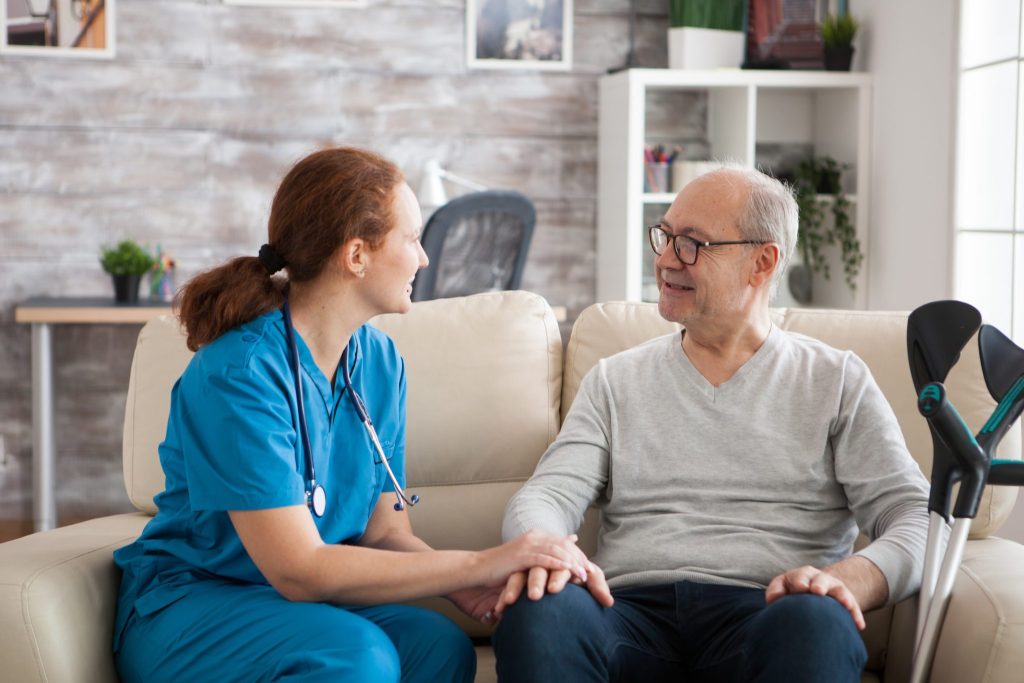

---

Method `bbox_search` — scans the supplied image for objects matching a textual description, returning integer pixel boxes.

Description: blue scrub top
[113,309,407,650]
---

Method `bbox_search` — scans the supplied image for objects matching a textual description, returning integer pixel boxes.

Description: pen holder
[644,162,669,193]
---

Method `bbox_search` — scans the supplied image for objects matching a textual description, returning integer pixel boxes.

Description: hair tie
[258,243,286,274]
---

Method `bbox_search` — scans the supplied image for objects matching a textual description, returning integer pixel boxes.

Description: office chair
[412,190,536,302]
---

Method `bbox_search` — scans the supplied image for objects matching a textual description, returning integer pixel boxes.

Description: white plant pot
[667,27,745,70]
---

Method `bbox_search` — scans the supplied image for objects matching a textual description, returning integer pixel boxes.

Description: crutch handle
[918,383,988,519]
[988,460,1024,486]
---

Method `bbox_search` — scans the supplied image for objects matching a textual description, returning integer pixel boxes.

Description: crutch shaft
[910,517,971,683]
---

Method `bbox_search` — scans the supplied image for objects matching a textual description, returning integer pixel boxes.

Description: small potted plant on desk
[820,12,858,71]
[100,240,155,304]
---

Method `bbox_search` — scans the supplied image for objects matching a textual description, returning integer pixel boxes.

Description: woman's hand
[472,530,587,588]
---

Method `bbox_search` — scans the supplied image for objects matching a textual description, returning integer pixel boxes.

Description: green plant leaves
[820,14,858,48]
[668,0,746,31]
[100,240,156,277]
[793,156,863,292]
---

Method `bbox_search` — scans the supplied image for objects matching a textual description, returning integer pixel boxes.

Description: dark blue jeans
[492,581,866,683]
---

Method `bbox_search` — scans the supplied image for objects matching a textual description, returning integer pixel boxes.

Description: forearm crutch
[908,309,1024,683]
[906,300,982,654]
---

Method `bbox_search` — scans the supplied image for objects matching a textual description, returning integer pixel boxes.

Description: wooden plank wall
[0,0,678,524]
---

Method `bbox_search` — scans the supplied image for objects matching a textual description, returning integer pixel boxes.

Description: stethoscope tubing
[282,298,418,516]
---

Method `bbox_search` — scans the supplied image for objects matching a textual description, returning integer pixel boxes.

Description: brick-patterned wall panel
[0,0,681,521]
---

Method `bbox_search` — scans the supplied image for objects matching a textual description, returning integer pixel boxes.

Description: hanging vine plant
[792,156,864,294]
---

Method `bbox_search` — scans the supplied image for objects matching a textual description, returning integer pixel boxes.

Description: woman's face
[363,182,429,315]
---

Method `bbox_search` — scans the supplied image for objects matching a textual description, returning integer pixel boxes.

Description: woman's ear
[339,238,369,278]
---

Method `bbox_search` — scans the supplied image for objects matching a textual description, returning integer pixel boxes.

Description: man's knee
[749,594,867,677]
[498,586,596,635]
[494,586,612,682]
[753,593,864,663]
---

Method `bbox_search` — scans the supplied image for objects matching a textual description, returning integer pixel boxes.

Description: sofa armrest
[883,537,1024,683]
[0,514,148,683]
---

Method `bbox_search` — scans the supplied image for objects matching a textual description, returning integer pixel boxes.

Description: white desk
[15,297,171,532]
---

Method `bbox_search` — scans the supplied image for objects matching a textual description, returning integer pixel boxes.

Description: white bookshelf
[597,68,872,309]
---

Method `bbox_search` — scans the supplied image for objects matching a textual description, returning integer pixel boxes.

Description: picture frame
[467,0,572,71]
[1,0,116,59]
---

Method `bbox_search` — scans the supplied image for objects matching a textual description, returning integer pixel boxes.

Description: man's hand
[492,560,614,619]
[765,565,866,630]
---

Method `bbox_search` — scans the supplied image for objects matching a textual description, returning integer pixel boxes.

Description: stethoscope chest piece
[308,483,327,518]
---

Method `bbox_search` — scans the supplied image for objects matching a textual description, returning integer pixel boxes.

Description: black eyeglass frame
[647,224,768,265]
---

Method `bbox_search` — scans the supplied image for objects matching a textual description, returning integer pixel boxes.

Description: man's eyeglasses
[647,224,768,266]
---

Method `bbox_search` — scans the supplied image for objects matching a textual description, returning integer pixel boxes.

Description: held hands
[491,535,614,620]
[450,530,587,625]
[765,565,866,630]
[451,531,614,625]
[474,529,589,588]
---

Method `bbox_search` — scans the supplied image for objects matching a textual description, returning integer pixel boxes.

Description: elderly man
[491,166,929,682]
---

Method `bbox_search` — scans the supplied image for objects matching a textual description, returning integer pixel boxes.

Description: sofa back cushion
[562,303,1021,539]
[122,314,193,513]
[369,291,563,552]
[124,291,563,536]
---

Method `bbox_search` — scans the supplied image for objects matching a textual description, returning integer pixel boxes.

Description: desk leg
[31,322,56,533]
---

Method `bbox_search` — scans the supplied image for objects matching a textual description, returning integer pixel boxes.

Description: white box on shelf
[667,27,744,70]
[671,160,719,193]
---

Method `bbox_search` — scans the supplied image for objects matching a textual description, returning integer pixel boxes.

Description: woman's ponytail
[176,256,284,352]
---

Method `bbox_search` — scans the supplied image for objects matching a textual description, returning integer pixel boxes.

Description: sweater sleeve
[832,353,932,603]
[502,364,612,541]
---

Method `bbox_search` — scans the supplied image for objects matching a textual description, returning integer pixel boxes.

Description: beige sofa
[1,291,1022,683]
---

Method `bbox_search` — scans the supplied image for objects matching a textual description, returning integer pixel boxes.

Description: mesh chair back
[412,190,535,301]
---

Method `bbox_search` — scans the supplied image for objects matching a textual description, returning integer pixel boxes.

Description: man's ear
[749,242,781,288]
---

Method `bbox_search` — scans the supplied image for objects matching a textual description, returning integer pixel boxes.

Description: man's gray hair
[701,164,799,301]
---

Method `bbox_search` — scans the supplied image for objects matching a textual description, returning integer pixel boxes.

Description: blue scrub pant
[116,582,475,683]
[492,581,867,682]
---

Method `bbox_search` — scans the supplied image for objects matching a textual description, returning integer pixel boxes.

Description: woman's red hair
[176,146,403,351]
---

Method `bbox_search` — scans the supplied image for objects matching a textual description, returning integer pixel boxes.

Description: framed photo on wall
[467,0,572,71]
[745,0,826,69]
[1,0,115,58]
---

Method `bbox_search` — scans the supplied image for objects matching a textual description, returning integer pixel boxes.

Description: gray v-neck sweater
[503,327,930,603]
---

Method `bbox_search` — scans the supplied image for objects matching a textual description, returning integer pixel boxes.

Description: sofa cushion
[563,303,1020,539]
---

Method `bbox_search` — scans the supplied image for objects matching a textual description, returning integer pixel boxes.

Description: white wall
[856,0,1024,543]
[858,0,957,311]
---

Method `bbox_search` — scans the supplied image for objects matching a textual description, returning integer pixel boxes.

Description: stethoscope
[282,298,420,517]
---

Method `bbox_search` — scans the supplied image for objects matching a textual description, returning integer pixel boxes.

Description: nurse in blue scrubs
[112,147,588,683]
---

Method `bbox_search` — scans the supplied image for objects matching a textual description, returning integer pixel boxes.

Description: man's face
[655,175,757,327]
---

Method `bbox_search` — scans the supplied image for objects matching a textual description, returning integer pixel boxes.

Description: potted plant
[100,240,155,304]
[788,156,863,303]
[667,0,747,70]
[820,13,858,71]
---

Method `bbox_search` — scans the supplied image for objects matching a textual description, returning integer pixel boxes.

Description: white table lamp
[417,159,488,216]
